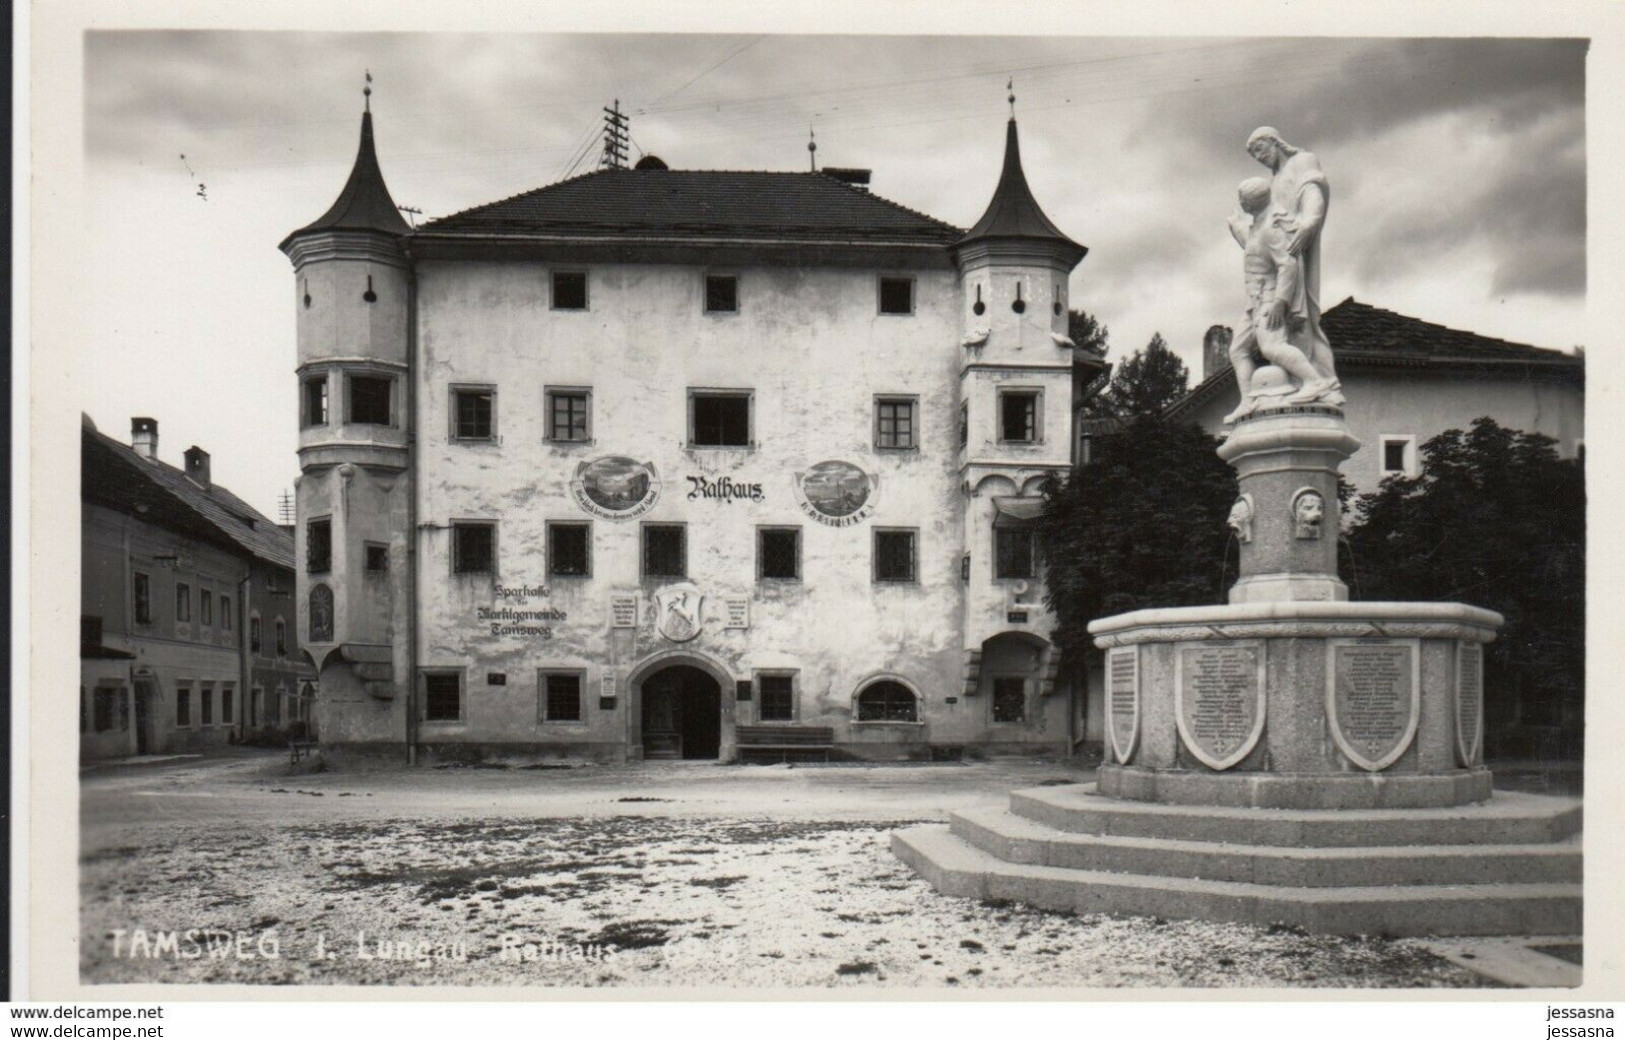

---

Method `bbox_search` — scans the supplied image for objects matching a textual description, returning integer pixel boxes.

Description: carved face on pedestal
[1293,491,1324,540]
[1227,496,1254,544]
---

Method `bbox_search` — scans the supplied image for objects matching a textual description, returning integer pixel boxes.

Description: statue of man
[1222,127,1343,423]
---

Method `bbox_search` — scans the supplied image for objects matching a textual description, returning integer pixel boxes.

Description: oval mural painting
[572,456,661,521]
[794,460,878,527]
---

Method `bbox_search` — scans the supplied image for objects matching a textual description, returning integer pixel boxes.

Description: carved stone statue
[1223,128,1343,424]
[1227,495,1254,544]
[1293,490,1324,540]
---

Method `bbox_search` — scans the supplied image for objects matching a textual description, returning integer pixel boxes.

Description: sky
[80,32,1588,518]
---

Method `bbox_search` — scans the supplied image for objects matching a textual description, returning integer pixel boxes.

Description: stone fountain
[893,128,1581,937]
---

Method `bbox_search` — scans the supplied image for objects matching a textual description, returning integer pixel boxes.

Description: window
[992,677,1027,723]
[873,528,917,583]
[93,688,118,732]
[221,685,234,724]
[994,526,1037,580]
[362,544,388,573]
[221,595,232,632]
[547,389,591,443]
[423,672,462,722]
[133,572,152,624]
[250,615,262,654]
[307,518,332,574]
[856,680,918,722]
[176,685,192,728]
[541,672,583,722]
[200,590,213,626]
[690,391,752,448]
[200,683,214,726]
[758,527,800,581]
[1380,435,1418,478]
[758,674,794,722]
[875,396,917,450]
[642,524,687,579]
[176,583,191,622]
[548,522,591,578]
[453,523,496,575]
[303,375,329,427]
[348,374,393,426]
[275,618,287,656]
[451,387,495,441]
[999,391,1040,444]
[959,402,969,449]
[551,270,588,310]
[705,274,738,314]
[878,276,914,315]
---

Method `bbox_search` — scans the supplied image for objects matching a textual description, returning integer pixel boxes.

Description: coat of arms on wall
[572,456,661,521]
[653,583,705,643]
[793,460,879,527]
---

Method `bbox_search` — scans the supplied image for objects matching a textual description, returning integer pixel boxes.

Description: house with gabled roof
[81,414,315,761]
[1168,298,1584,492]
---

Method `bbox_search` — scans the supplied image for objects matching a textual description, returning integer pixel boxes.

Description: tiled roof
[416,168,963,245]
[1167,298,1582,419]
[82,416,295,570]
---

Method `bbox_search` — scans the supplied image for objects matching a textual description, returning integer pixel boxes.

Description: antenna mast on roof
[600,99,630,170]
[808,127,817,172]
[277,489,296,525]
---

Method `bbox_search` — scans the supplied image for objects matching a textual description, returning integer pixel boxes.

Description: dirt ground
[78,749,1562,990]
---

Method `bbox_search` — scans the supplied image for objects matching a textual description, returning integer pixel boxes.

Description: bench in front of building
[736,725,835,764]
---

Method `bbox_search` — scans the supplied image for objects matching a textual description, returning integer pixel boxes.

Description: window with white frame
[1379,435,1419,478]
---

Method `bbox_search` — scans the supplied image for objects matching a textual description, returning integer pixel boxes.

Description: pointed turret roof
[281,110,411,249]
[959,119,1085,262]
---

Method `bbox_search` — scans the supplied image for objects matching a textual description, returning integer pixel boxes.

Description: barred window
[453,388,495,440]
[856,680,917,722]
[307,518,332,574]
[453,523,496,575]
[547,390,591,443]
[993,677,1026,723]
[543,673,583,722]
[758,528,800,581]
[873,529,917,583]
[878,276,914,315]
[548,522,591,578]
[642,524,686,579]
[875,397,917,450]
[424,673,461,722]
[994,526,1036,580]
[758,675,794,722]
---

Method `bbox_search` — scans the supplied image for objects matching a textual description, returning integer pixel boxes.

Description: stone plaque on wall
[1327,638,1419,772]
[1456,642,1484,766]
[1174,641,1265,771]
[610,595,639,629]
[1105,647,1139,765]
[724,597,750,629]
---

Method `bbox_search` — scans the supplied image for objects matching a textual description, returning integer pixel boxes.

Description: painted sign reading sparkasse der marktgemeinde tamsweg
[477,583,567,638]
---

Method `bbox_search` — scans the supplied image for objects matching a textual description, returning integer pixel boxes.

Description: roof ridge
[814,171,963,235]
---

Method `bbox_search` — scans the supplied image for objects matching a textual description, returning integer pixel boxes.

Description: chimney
[184,446,212,489]
[821,167,871,190]
[131,417,159,461]
[1202,325,1233,381]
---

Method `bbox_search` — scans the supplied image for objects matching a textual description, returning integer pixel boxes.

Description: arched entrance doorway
[640,665,722,760]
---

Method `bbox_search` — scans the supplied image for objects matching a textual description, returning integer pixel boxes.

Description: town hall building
[282,101,1105,763]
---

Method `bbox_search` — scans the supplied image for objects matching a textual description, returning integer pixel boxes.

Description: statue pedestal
[896,406,1581,937]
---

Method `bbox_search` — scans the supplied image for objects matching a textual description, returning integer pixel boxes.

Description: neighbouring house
[80,414,315,761]
[1168,298,1584,493]
[281,102,1109,764]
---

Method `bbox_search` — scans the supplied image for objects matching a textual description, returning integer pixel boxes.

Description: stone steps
[893,824,1583,938]
[893,783,1584,936]
[951,808,1583,887]
[1010,785,1582,848]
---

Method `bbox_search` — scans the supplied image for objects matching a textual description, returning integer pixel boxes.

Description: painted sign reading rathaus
[793,460,879,527]
[572,456,661,520]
